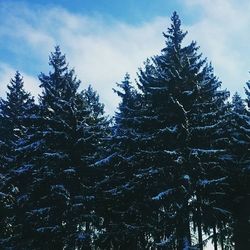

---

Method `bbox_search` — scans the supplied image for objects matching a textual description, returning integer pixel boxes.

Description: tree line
[0,12,249,250]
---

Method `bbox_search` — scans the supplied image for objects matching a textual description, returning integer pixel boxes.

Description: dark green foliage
[94,73,145,249]
[135,12,215,249]
[0,71,36,247]
[0,12,249,250]
[187,63,231,249]
[226,92,250,249]
[4,47,109,249]
[0,71,35,171]
[96,12,228,249]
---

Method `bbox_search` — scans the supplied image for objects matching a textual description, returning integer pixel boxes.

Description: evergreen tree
[7,47,108,249]
[227,92,250,249]
[135,12,205,249]
[0,71,35,172]
[82,85,110,165]
[0,71,36,247]
[187,64,231,249]
[1,12,249,250]
[95,74,146,249]
[97,12,213,249]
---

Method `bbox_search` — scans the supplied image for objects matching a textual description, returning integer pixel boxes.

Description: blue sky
[0,0,250,113]
[10,0,195,25]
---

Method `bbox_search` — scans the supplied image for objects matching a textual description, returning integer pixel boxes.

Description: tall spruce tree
[187,64,231,249]
[136,12,209,249]
[0,71,36,247]
[81,85,110,165]
[2,12,249,250]
[226,92,250,249]
[6,47,109,249]
[0,71,35,172]
[97,12,217,249]
[94,74,147,249]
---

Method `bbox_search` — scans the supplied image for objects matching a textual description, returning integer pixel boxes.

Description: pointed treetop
[232,92,245,114]
[6,71,33,104]
[84,85,105,117]
[163,11,187,51]
[0,71,34,119]
[113,73,135,101]
[39,46,80,104]
[49,45,68,74]
[10,71,23,86]
[7,71,24,93]
[120,73,132,92]
[113,74,139,130]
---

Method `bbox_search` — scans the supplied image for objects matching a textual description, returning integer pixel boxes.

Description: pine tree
[0,71,36,247]
[7,47,109,249]
[227,92,250,249]
[0,71,35,172]
[97,12,213,249]
[94,74,147,249]
[187,64,231,249]
[81,85,110,165]
[135,12,206,249]
[1,12,249,250]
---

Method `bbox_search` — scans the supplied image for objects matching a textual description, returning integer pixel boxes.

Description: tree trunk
[220,234,224,250]
[197,221,203,250]
[233,198,250,250]
[139,233,146,249]
[177,219,191,250]
[234,216,250,250]
[197,194,203,250]
[213,225,218,250]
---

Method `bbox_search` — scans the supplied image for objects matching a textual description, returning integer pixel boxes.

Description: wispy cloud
[0,3,169,113]
[0,0,249,113]
[183,0,250,96]
[0,63,40,99]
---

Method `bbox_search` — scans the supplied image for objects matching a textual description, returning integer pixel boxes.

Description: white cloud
[58,16,169,112]
[0,1,250,113]
[22,73,41,100]
[183,0,250,96]
[0,4,169,113]
[0,63,40,99]
[0,64,15,97]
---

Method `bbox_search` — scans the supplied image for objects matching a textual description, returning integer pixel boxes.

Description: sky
[0,0,250,114]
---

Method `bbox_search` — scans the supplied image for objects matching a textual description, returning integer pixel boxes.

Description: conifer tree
[135,12,204,249]
[0,71,35,172]
[82,85,110,165]
[187,64,230,249]
[2,12,250,250]
[95,74,147,249]
[0,71,36,247]
[7,47,108,249]
[97,12,212,249]
[227,92,250,249]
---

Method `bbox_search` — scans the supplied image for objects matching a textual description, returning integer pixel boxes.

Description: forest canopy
[0,12,249,250]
